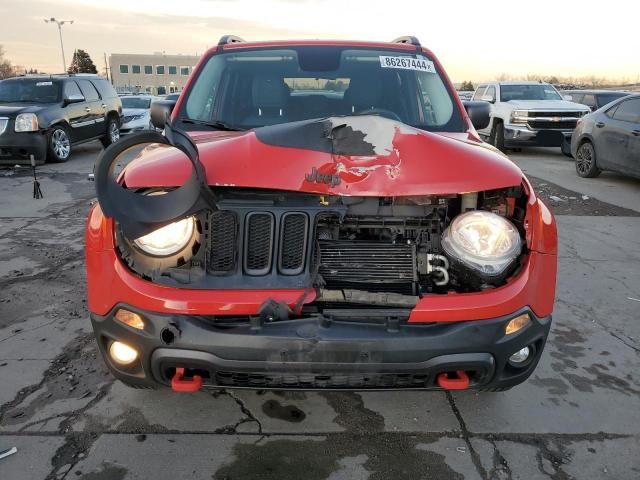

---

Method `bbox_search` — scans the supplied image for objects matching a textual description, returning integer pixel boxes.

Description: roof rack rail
[391,36,421,47]
[218,35,246,46]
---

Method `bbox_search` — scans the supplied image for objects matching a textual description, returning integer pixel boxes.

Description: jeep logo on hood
[305,167,341,187]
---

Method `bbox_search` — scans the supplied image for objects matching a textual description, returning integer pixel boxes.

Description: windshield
[0,79,61,103]
[122,97,152,109]
[500,84,562,102]
[180,46,464,132]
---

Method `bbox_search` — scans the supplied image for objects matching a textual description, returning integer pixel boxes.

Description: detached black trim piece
[94,123,217,239]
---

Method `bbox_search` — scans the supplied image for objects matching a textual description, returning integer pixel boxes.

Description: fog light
[505,313,531,335]
[115,309,145,330]
[509,346,531,364]
[109,341,138,365]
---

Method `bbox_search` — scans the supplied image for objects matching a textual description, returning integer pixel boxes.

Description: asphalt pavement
[0,142,639,479]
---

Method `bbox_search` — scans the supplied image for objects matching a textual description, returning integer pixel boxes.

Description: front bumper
[120,119,152,135]
[92,306,551,391]
[503,125,572,148]
[0,129,47,161]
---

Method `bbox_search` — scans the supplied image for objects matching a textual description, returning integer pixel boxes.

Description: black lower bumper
[91,306,551,391]
[0,130,47,162]
[504,127,572,148]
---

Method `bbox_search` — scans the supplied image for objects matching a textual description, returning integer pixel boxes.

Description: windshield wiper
[181,118,246,131]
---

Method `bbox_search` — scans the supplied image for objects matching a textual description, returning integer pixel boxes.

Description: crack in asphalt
[446,391,489,479]
[486,438,514,480]
[0,194,94,241]
[214,390,264,435]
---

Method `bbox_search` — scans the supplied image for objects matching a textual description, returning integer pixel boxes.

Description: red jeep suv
[86,36,557,392]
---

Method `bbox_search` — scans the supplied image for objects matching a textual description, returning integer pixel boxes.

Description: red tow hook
[437,370,470,390]
[171,367,203,393]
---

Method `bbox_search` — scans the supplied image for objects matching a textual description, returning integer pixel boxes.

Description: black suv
[0,75,122,162]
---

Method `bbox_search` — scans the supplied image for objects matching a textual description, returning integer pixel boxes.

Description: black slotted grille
[212,371,431,389]
[245,213,274,274]
[209,211,237,273]
[280,213,308,274]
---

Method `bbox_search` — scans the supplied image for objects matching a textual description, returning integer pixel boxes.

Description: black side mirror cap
[150,99,178,129]
[462,101,491,130]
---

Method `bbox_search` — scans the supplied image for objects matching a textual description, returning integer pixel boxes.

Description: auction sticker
[379,56,435,73]
[36,81,53,86]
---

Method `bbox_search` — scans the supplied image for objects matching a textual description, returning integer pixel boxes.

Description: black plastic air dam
[91,306,551,391]
[93,124,216,239]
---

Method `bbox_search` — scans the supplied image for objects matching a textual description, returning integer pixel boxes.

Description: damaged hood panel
[123,115,524,195]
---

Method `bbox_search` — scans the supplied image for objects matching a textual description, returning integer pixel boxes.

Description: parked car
[120,95,158,135]
[0,74,121,162]
[473,81,590,152]
[457,91,474,102]
[571,94,640,178]
[87,35,557,393]
[563,89,631,112]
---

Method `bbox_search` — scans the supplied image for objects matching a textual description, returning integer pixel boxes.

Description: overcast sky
[1,0,638,83]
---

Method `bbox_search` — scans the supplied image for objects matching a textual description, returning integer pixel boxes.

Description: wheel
[489,120,505,151]
[561,139,573,158]
[100,116,120,148]
[575,141,601,178]
[47,125,72,163]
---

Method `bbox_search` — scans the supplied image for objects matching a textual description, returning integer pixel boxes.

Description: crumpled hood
[123,116,525,196]
[506,99,589,112]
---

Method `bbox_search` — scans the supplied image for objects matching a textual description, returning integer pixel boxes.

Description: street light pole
[44,17,74,73]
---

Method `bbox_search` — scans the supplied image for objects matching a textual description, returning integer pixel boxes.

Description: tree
[68,49,97,74]
[460,80,474,91]
[0,45,14,79]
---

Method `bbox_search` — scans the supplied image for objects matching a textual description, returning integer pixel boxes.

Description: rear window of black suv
[91,78,118,99]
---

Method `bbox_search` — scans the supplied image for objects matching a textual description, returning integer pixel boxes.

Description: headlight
[510,110,529,124]
[133,216,195,256]
[14,113,39,132]
[441,211,521,277]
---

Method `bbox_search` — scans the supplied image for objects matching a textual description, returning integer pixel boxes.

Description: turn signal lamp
[505,313,531,335]
[115,309,145,330]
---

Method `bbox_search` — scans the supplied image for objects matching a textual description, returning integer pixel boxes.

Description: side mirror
[150,99,177,129]
[480,95,495,104]
[63,94,85,106]
[562,95,573,101]
[463,101,491,130]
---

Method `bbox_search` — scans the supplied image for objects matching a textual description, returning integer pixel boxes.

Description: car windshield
[500,84,562,102]
[180,46,465,132]
[122,97,152,109]
[0,79,61,103]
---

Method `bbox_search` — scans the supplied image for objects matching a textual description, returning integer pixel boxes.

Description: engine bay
[116,186,528,306]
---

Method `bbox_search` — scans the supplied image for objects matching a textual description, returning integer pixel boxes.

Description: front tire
[47,125,72,163]
[575,141,601,178]
[489,120,505,151]
[100,116,120,148]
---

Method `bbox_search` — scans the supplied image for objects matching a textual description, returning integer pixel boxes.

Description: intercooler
[318,240,417,294]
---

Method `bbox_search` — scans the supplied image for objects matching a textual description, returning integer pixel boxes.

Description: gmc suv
[0,74,122,163]
[473,81,589,152]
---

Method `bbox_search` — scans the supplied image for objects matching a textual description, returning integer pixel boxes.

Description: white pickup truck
[473,81,590,153]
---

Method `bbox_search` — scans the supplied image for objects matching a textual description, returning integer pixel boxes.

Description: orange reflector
[115,309,145,330]
[505,313,531,335]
